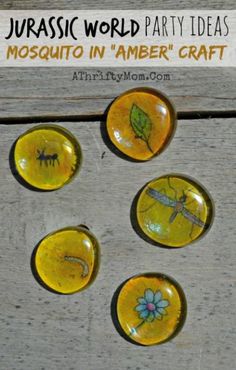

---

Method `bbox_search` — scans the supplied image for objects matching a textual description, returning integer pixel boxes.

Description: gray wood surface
[0,68,235,120]
[0,119,235,370]
[1,0,235,10]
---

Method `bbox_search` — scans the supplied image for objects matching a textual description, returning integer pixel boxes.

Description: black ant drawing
[36,149,59,167]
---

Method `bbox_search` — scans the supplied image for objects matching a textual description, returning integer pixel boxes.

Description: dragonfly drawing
[146,187,204,228]
[141,177,206,239]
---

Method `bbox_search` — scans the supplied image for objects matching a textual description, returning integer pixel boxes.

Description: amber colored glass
[116,273,187,345]
[136,174,214,247]
[34,226,100,294]
[106,87,176,161]
[14,124,82,190]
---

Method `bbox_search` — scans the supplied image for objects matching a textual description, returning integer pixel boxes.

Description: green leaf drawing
[130,104,153,153]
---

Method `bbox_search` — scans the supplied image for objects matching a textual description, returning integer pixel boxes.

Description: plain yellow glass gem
[106,87,176,161]
[14,124,82,190]
[116,273,187,345]
[34,226,100,294]
[136,174,214,247]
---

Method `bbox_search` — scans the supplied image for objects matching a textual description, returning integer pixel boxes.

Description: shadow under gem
[130,183,181,250]
[9,140,54,193]
[110,278,145,346]
[30,240,64,295]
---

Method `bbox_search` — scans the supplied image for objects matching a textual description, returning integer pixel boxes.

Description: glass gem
[106,88,176,161]
[14,124,82,190]
[116,273,187,345]
[34,226,100,294]
[136,174,214,247]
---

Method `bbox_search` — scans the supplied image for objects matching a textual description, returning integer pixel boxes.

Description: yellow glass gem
[14,124,82,190]
[116,273,186,345]
[34,226,100,294]
[106,87,176,161]
[136,174,214,247]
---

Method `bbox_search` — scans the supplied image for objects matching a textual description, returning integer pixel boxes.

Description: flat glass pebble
[136,174,214,247]
[34,226,100,294]
[14,124,82,190]
[116,273,186,345]
[106,87,176,161]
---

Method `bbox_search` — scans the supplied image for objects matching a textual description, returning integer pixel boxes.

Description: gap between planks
[0,110,235,125]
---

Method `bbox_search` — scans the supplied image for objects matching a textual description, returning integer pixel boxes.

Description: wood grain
[0,119,235,370]
[0,67,235,119]
[1,0,235,10]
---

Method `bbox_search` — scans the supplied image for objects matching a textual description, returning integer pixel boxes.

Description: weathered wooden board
[0,67,235,120]
[0,119,235,370]
[1,0,235,10]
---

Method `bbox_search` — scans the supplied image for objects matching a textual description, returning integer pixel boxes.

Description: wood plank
[0,67,235,119]
[0,119,235,370]
[1,0,235,10]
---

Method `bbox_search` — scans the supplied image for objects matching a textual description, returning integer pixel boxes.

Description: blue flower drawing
[135,288,169,322]
[130,289,170,337]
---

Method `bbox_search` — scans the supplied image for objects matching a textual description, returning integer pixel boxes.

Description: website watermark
[72,70,171,82]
